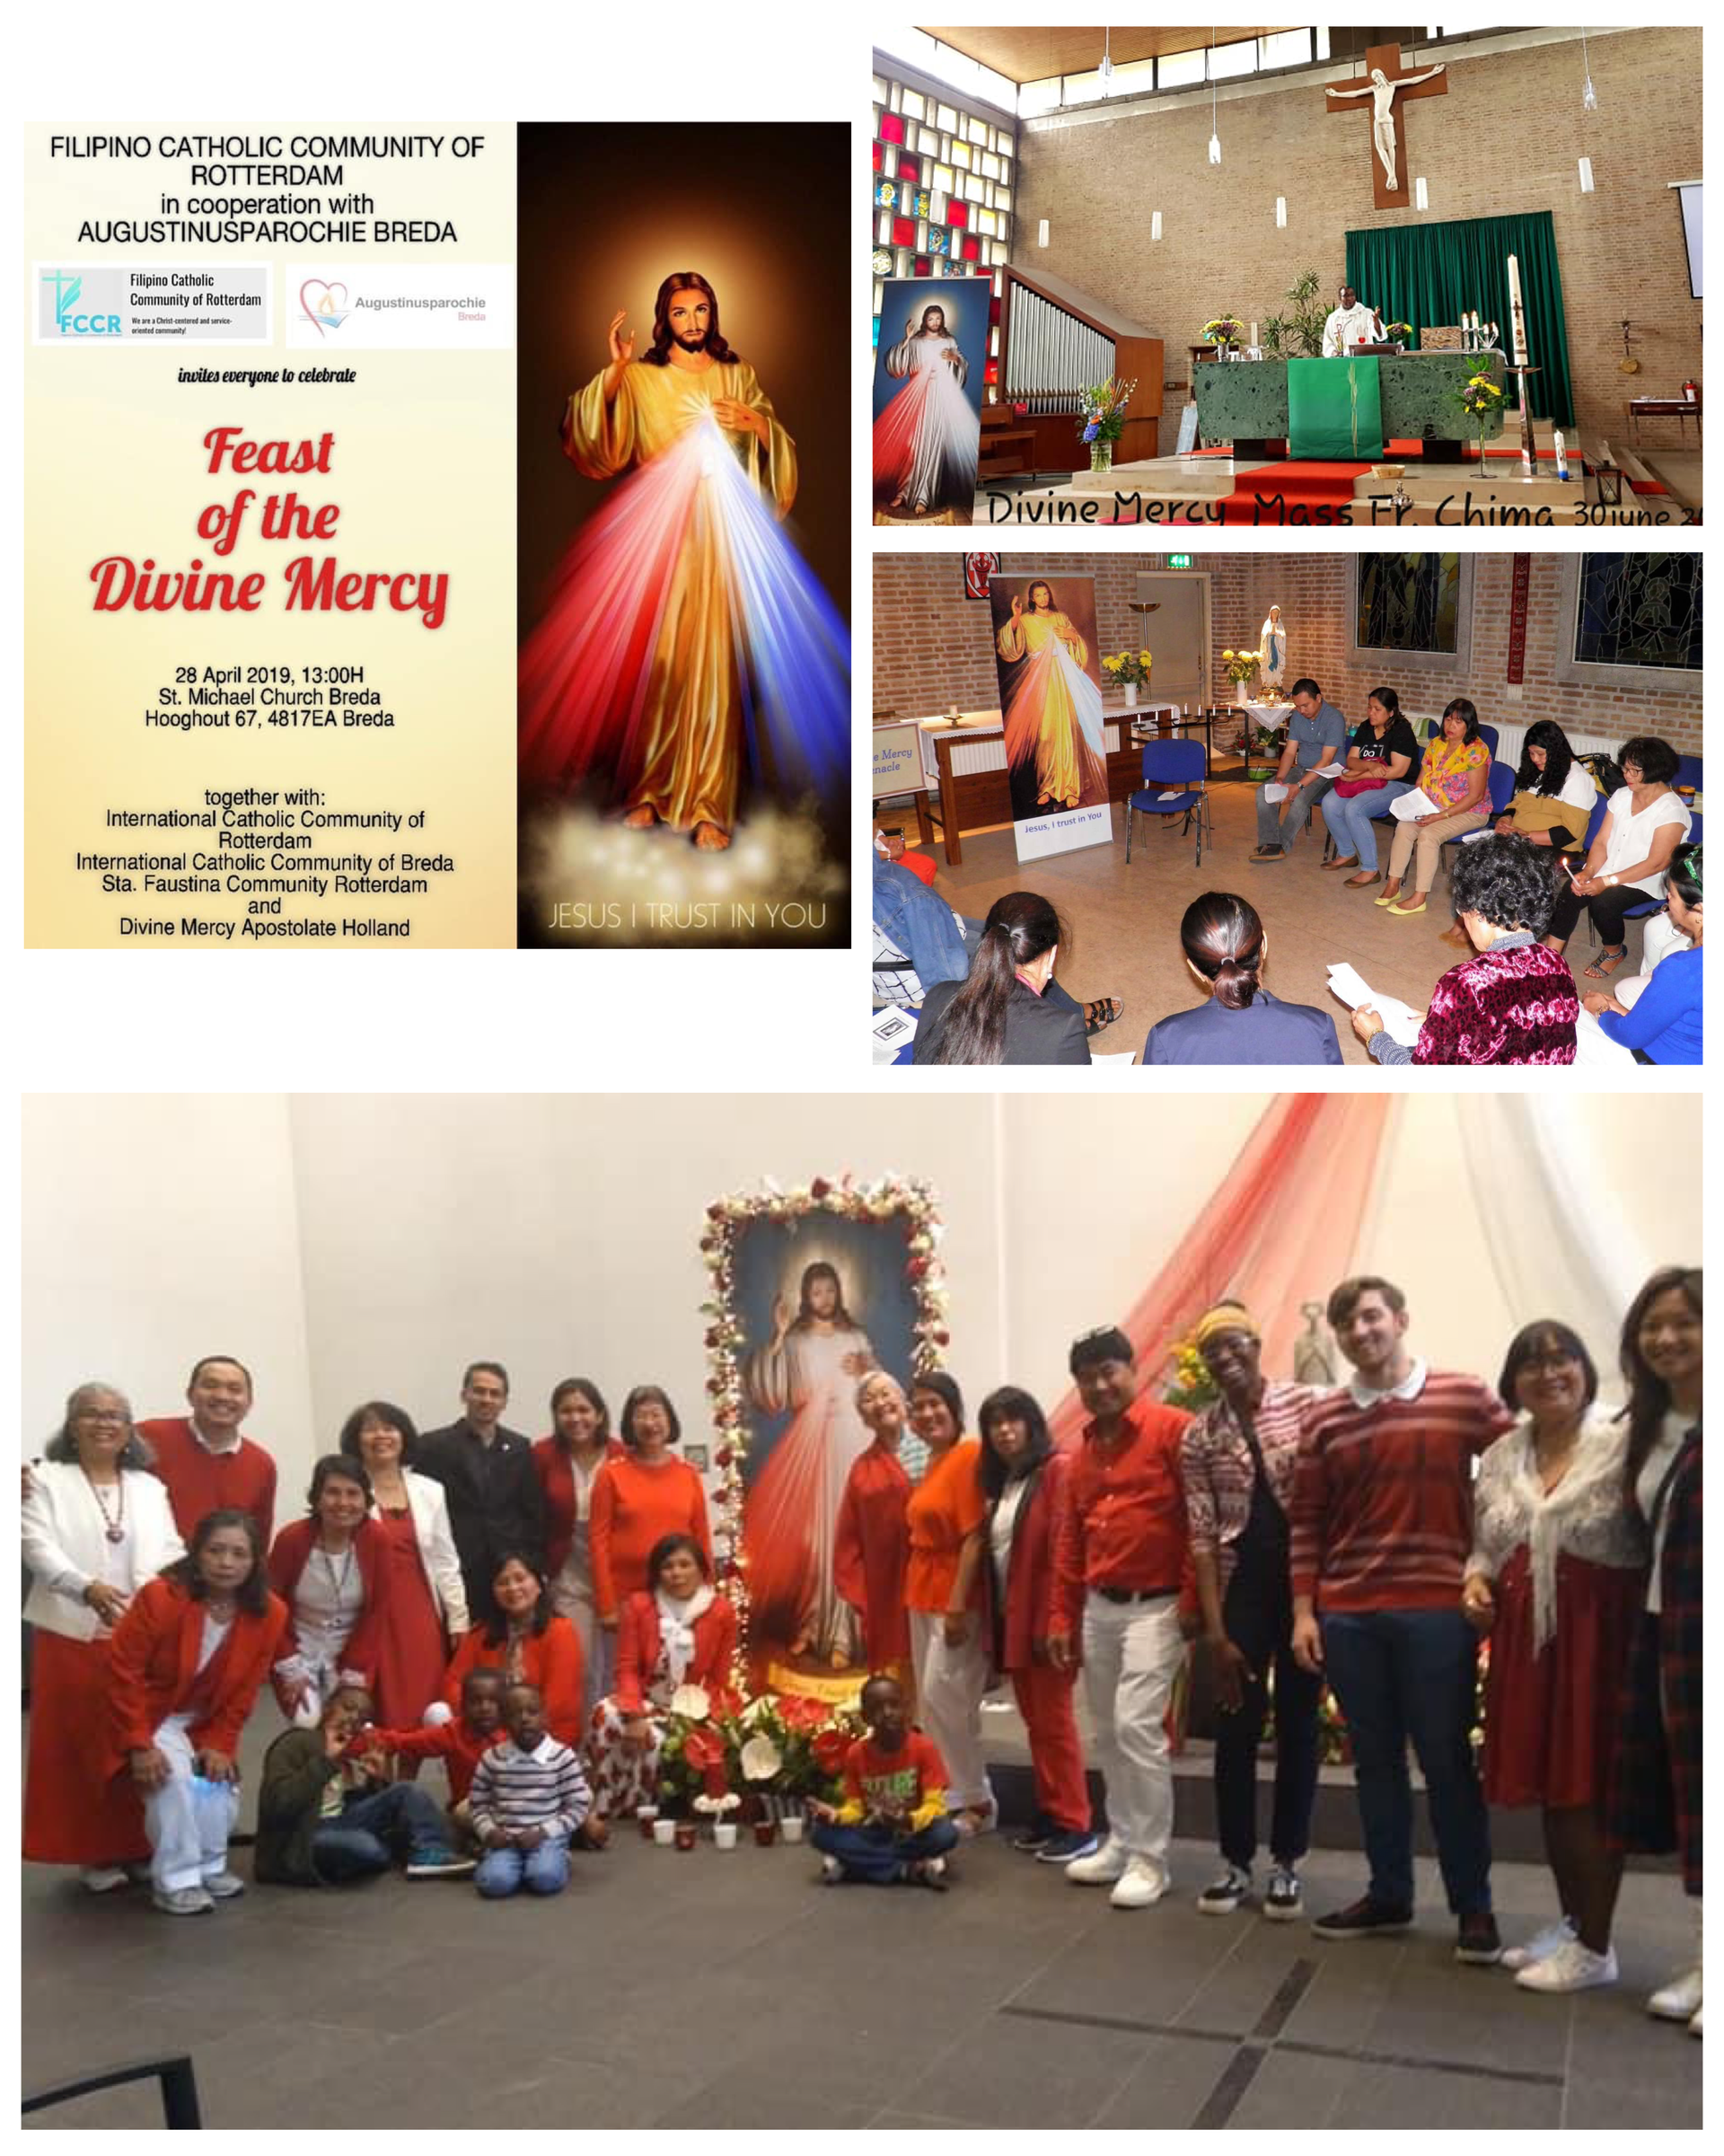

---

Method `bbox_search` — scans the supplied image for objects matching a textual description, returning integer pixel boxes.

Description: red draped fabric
[1047,1095,1400,1448]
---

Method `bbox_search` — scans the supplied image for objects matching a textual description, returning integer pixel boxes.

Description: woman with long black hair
[914,893,1091,1065]
[1494,720,1598,853]
[1605,1266,1702,2034]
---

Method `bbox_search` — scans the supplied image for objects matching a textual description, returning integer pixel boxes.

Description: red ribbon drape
[1046,1094,1400,1448]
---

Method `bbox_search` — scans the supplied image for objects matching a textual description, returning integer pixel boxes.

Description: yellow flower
[1221,649,1235,660]
[1139,652,1153,666]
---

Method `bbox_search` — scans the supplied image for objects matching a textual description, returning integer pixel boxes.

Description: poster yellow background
[24,124,517,947]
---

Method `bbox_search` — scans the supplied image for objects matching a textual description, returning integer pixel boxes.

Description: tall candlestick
[1249,321,1259,348]
[1506,256,1528,365]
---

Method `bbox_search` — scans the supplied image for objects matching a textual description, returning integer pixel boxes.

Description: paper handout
[1325,963,1423,1048]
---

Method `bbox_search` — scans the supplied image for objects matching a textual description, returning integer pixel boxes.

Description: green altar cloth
[1288,356,1383,460]
[1192,351,1507,454]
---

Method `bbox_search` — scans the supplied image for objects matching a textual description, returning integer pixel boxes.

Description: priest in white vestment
[1322,285,1384,357]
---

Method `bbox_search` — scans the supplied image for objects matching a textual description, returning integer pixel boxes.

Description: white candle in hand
[1506,256,1527,365]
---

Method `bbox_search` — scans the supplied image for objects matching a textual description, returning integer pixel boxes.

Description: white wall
[22,1093,1702,1502]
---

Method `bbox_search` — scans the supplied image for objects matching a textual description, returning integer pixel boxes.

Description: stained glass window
[1575,554,1702,671]
[898,154,919,186]
[892,215,916,247]
[928,229,949,257]
[872,141,882,173]
[872,71,1015,349]
[914,254,931,276]
[879,111,904,145]
[1356,554,1463,655]
[968,118,989,145]
[934,163,954,194]
[962,235,981,262]
[952,142,972,172]
[902,89,926,120]
[915,189,931,218]
[875,180,897,209]
[984,359,998,385]
[871,249,892,278]
[937,102,958,132]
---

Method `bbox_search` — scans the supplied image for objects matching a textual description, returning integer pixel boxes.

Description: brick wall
[1013,28,1702,453]
[872,551,1702,752]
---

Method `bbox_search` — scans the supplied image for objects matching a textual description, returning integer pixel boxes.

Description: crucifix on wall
[1325,45,1447,211]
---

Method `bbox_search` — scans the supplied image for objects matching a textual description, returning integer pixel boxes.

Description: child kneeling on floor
[256,1684,473,1885]
[470,1681,591,1898]
[808,1673,961,1889]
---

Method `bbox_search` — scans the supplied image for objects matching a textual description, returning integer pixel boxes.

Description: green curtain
[1347,211,1574,428]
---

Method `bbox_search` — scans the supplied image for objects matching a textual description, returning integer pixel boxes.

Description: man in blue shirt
[1250,678,1348,863]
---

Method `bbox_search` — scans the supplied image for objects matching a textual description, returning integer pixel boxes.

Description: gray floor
[22,1712,1703,2132]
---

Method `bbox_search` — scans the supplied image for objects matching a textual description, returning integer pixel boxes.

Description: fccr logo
[43,269,119,335]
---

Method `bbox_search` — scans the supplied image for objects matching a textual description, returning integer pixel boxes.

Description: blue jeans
[873,859,969,990]
[811,1816,960,1883]
[1320,1608,1491,1916]
[312,1781,453,1881]
[474,1835,571,1897]
[1319,780,1412,872]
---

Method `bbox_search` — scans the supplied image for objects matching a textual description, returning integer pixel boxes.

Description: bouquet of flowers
[1201,314,1247,350]
[1101,650,1153,688]
[1219,647,1261,689]
[1161,1335,1219,1414]
[655,1684,737,1819]
[733,1690,858,1806]
[1382,321,1413,345]
[1076,374,1138,446]
[1454,371,1506,426]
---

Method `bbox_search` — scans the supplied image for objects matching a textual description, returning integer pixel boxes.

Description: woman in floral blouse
[1377,697,1493,916]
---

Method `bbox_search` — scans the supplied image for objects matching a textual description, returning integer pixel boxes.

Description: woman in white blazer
[338,1402,470,1729]
[23,1382,185,1889]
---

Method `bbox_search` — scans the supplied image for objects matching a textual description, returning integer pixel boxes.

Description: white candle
[1506,256,1527,365]
[1249,321,1259,347]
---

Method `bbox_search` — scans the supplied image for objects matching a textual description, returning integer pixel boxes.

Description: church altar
[1192,350,1507,460]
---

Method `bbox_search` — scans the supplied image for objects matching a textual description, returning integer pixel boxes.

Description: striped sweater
[468,1734,591,1843]
[1289,1369,1514,1612]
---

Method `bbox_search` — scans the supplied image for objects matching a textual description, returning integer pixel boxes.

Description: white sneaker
[1649,1967,1704,2021]
[1109,1856,1168,1910]
[79,1865,130,1894]
[1501,1915,1577,1971]
[1066,1835,1128,1886]
[1515,1940,1618,1993]
[203,1870,246,1899]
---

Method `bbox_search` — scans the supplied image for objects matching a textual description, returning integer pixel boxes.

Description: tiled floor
[22,1823,1702,2130]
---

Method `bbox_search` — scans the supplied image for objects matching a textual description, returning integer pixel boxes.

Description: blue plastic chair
[1676,753,1702,795]
[1125,738,1211,866]
[1421,717,1500,758]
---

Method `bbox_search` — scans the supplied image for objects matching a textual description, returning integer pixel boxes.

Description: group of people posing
[22,1278,1702,2031]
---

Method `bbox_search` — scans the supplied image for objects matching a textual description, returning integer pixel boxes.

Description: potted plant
[1076,374,1138,472]
[1100,648,1152,708]
[1260,270,1328,361]
[1245,720,1284,782]
[1382,320,1413,354]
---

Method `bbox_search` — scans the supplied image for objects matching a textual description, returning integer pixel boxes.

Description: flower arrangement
[734,1690,858,1803]
[1219,647,1261,689]
[1455,371,1505,425]
[1201,315,1247,350]
[1101,650,1153,687]
[699,1175,948,1676]
[656,1687,734,1817]
[1076,374,1137,446]
[1161,1336,1219,1414]
[1382,321,1413,345]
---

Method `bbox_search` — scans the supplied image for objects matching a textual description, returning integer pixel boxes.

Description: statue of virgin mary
[1259,606,1288,691]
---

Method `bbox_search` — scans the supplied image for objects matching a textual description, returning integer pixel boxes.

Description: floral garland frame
[698,1172,949,1674]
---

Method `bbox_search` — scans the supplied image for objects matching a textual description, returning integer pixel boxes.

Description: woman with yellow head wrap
[1178,1297,1326,1922]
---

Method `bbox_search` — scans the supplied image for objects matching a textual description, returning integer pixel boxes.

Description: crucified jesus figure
[1327,64,1446,191]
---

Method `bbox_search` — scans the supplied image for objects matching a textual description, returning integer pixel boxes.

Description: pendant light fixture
[1579,29,1598,112]
[1151,210,1163,242]
[1098,26,1113,87]
[1208,25,1222,164]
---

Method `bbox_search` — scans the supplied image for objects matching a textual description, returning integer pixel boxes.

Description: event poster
[987,571,1113,859]
[23,121,849,950]
[870,276,985,526]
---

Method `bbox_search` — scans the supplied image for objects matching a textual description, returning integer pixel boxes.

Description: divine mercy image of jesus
[870,278,985,524]
[515,126,849,948]
[990,576,1109,820]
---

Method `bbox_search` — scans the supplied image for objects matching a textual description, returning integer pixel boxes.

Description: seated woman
[1577,842,1702,1066]
[443,1552,586,1752]
[1543,736,1693,983]
[1377,698,1492,917]
[1319,685,1421,888]
[585,1533,738,1824]
[104,1509,288,1915]
[1352,834,1579,1065]
[914,893,1092,1065]
[22,1383,184,1892]
[1143,893,1342,1065]
[1457,720,1600,952]
[268,1455,394,1725]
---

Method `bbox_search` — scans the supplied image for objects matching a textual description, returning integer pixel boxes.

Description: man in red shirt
[1050,1325,1193,1910]
[136,1354,277,1544]
[1289,1275,1514,1962]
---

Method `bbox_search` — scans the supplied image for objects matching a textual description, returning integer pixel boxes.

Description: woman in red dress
[1462,1319,1646,1993]
[339,1402,469,1729]
[832,1371,912,1676]
[22,1383,186,1888]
